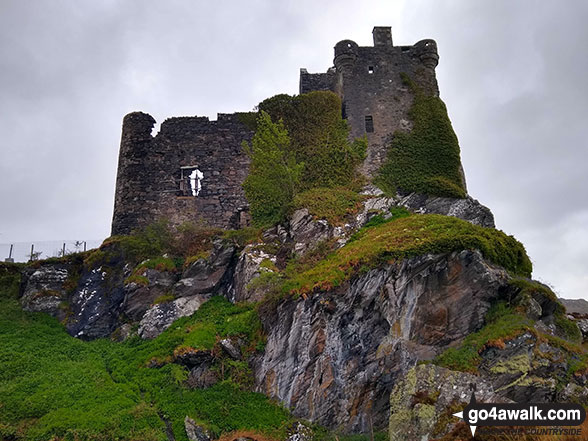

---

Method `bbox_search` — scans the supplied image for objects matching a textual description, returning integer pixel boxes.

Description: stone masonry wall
[300,27,440,178]
[111,112,252,235]
[112,27,442,236]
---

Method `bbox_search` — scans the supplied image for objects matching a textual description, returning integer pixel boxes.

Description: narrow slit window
[365,115,374,133]
[342,101,347,119]
[368,66,374,74]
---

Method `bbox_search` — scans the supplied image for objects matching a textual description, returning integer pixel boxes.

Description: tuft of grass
[434,302,533,372]
[293,186,367,225]
[554,312,583,344]
[125,274,150,286]
[153,293,176,305]
[282,214,532,296]
[135,257,180,273]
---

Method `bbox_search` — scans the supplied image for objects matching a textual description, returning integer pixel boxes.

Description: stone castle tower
[111,27,440,235]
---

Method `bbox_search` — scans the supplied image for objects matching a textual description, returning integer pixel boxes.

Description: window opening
[365,115,374,133]
[179,166,204,196]
[368,66,374,74]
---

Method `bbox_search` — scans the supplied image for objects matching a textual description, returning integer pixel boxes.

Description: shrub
[242,111,304,227]
[244,92,367,227]
[259,91,366,190]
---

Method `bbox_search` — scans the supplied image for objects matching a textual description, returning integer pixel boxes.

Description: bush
[259,91,366,190]
[242,111,304,227]
[244,92,367,227]
[375,73,466,198]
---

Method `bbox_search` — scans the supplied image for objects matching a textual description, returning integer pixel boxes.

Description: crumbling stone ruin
[111,27,440,235]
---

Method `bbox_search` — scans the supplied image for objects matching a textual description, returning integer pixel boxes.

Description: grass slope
[0,293,290,441]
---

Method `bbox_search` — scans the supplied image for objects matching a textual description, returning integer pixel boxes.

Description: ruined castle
[111,27,440,235]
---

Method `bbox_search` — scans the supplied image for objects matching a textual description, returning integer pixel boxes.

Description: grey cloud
[0,0,585,299]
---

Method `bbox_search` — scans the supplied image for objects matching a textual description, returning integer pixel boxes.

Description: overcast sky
[0,0,586,300]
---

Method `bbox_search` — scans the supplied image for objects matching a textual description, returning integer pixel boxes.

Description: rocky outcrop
[138,295,207,339]
[175,240,235,298]
[388,364,507,441]
[254,249,510,432]
[233,244,278,303]
[20,264,70,321]
[184,416,211,441]
[283,188,495,258]
[396,192,495,228]
[67,265,127,340]
[19,239,238,340]
[123,268,176,321]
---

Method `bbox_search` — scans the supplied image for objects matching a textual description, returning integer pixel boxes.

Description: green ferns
[243,91,366,227]
[376,73,466,198]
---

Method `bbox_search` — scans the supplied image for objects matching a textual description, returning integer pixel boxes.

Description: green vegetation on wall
[375,73,466,199]
[259,91,366,190]
[243,91,366,227]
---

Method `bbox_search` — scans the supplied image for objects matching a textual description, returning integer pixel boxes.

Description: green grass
[434,302,533,372]
[293,187,367,225]
[0,295,291,440]
[375,73,466,199]
[281,214,532,296]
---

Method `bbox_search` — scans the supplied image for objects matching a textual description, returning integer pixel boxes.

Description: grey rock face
[20,264,70,320]
[138,295,206,339]
[289,208,333,255]
[184,416,211,441]
[233,244,277,303]
[123,268,176,321]
[67,265,126,340]
[286,422,315,441]
[396,192,495,228]
[174,240,235,298]
[254,250,509,431]
[388,364,506,441]
[577,319,588,340]
[220,338,242,360]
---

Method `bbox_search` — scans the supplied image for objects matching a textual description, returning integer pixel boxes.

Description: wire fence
[1,240,104,263]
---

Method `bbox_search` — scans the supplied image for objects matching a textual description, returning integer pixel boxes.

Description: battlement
[112,27,442,235]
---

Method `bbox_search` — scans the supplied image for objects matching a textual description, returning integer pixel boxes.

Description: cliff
[5,186,586,440]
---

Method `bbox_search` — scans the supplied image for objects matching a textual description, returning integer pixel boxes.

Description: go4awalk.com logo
[452,385,586,437]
